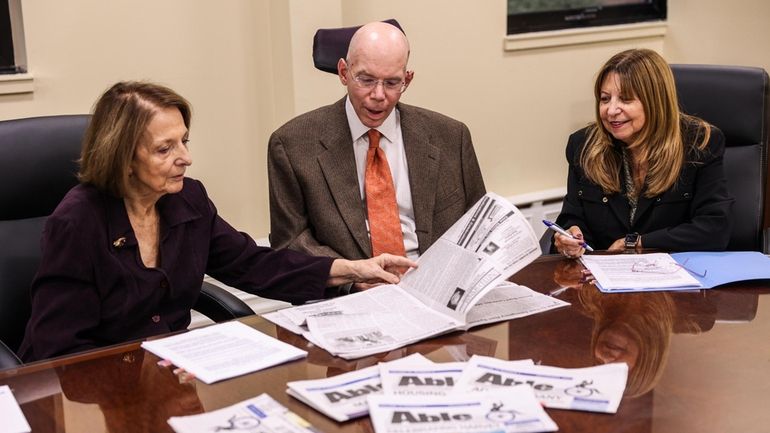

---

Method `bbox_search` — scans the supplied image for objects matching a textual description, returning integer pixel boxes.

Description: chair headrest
[312,19,404,74]
[671,64,769,147]
[0,115,90,220]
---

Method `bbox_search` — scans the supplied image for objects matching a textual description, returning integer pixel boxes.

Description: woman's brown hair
[78,81,191,197]
[580,49,710,197]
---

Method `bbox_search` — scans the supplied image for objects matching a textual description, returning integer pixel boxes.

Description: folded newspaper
[379,358,533,398]
[167,393,319,433]
[285,353,432,422]
[453,355,628,413]
[368,387,558,433]
[264,193,569,359]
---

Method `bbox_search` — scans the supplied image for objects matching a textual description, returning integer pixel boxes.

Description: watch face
[625,233,639,246]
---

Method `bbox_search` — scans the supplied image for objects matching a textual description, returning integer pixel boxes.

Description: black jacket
[553,123,734,251]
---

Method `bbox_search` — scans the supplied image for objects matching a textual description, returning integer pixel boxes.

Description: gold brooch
[112,237,126,248]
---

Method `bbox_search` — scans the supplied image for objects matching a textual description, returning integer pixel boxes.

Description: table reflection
[550,259,758,398]
[57,349,203,433]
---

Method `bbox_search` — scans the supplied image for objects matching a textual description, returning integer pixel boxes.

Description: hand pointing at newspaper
[327,254,417,288]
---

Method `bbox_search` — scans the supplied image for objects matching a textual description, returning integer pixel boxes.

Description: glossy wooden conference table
[2,255,769,433]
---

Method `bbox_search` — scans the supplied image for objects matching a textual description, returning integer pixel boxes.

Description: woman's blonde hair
[581,49,710,197]
[78,81,191,197]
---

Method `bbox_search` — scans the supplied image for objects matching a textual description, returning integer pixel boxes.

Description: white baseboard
[507,188,566,241]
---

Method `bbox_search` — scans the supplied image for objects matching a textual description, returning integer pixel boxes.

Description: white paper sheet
[581,253,702,292]
[141,321,307,384]
[0,385,30,433]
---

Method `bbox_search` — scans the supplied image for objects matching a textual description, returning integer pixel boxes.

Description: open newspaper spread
[263,193,568,359]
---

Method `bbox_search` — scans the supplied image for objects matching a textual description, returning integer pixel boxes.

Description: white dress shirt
[345,97,419,259]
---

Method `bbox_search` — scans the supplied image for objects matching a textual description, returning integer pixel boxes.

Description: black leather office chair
[671,64,770,252]
[312,19,404,74]
[0,115,253,370]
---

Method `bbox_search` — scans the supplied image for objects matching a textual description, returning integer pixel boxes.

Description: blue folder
[670,251,770,288]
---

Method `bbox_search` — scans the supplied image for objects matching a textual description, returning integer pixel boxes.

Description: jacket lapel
[400,104,440,254]
[633,194,656,227]
[317,99,371,256]
[607,194,631,232]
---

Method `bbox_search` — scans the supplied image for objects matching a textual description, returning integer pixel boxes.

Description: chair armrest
[0,340,22,371]
[539,230,555,255]
[194,281,255,322]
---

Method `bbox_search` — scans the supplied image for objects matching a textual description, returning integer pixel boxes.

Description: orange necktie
[365,129,406,257]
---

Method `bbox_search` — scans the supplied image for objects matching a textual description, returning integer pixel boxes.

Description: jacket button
[602,197,608,203]
[160,280,168,289]
[578,190,583,196]
[683,192,691,198]
[152,315,161,323]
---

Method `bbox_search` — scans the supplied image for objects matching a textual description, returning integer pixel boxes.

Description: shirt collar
[345,96,399,143]
[106,180,201,248]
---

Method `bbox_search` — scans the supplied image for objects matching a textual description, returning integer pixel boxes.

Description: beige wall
[1,0,769,238]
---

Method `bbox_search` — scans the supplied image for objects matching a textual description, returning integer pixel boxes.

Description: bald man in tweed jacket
[268,98,485,260]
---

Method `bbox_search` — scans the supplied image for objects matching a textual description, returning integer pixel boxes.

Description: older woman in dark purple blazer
[19,82,415,362]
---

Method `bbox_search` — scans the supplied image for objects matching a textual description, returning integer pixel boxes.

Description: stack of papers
[141,321,307,384]
[167,393,318,433]
[581,253,702,292]
[287,354,628,431]
[264,192,569,360]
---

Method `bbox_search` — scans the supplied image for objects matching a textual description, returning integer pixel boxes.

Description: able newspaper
[264,193,569,359]
[167,393,320,433]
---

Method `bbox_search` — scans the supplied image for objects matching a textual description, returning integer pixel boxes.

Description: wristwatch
[624,232,641,253]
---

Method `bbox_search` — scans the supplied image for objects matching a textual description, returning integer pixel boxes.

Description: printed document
[368,387,558,433]
[263,193,568,359]
[453,355,628,413]
[141,321,306,384]
[581,253,702,292]
[0,385,30,433]
[286,353,431,422]
[167,393,318,433]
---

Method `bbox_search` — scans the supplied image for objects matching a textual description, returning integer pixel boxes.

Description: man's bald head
[346,21,410,70]
[337,21,414,128]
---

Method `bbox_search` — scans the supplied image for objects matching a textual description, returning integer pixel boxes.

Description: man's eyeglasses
[351,74,407,94]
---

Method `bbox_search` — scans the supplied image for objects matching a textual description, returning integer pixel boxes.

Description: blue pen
[542,220,594,252]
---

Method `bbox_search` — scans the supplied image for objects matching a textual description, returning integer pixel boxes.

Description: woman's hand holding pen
[554,225,587,259]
